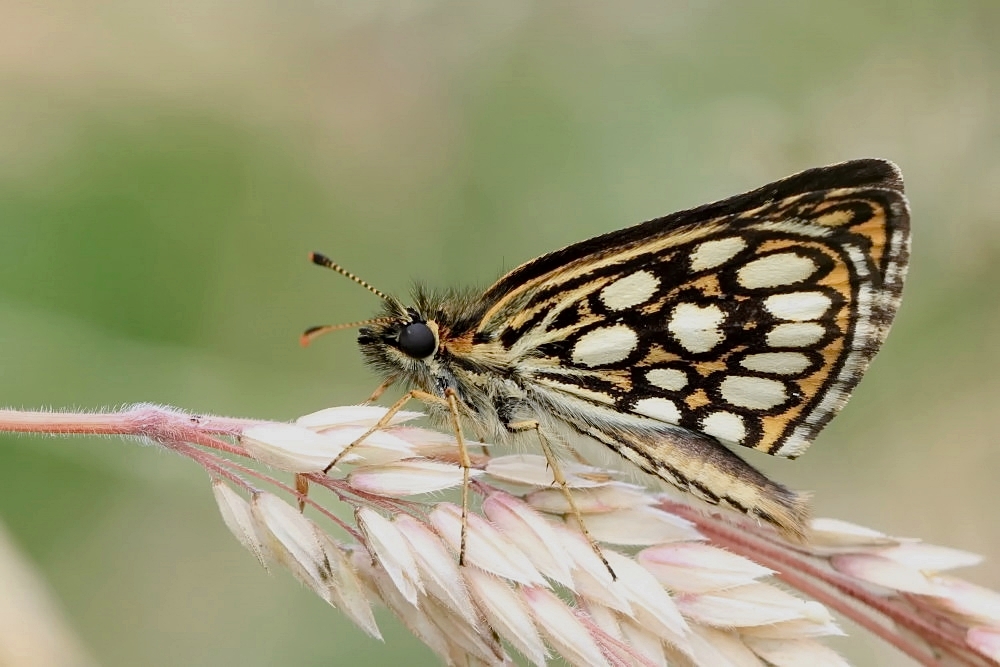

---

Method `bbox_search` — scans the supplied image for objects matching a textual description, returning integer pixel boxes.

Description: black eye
[397,321,436,358]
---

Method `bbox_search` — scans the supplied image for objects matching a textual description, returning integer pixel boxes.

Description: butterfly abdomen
[573,417,812,538]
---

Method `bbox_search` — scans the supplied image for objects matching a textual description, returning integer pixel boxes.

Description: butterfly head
[355,296,477,401]
[358,305,438,360]
[302,252,484,398]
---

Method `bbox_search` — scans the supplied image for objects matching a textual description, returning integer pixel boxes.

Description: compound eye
[397,321,437,358]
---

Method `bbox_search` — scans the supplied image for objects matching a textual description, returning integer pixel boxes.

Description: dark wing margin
[481,159,905,304]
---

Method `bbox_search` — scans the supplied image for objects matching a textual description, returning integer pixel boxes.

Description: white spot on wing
[646,368,688,391]
[736,253,817,289]
[571,324,638,367]
[634,397,682,424]
[690,237,747,271]
[702,411,746,444]
[668,303,726,353]
[764,291,832,321]
[740,352,811,375]
[719,376,788,410]
[766,322,826,348]
[599,271,660,311]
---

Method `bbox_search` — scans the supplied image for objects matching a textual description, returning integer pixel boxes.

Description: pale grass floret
[349,459,479,496]
[523,586,611,667]
[393,514,478,625]
[2,403,999,666]
[249,490,382,638]
[212,480,273,570]
[465,567,549,665]
[637,543,774,593]
[356,507,425,604]
[240,423,347,472]
[481,492,576,587]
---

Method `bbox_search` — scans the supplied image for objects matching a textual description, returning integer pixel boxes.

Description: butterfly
[305,158,910,543]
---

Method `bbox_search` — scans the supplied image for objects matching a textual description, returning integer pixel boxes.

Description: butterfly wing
[475,159,910,460]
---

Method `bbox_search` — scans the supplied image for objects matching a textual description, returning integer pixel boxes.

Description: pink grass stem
[0,405,265,440]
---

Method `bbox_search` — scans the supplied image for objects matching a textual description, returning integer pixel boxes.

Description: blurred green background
[0,2,998,665]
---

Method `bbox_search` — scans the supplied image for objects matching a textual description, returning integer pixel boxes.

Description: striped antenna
[300,317,393,347]
[309,252,391,302]
[303,252,398,346]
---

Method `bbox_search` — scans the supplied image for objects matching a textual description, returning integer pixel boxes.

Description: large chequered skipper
[304,158,910,554]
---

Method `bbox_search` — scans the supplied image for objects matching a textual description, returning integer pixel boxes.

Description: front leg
[295,388,445,512]
[324,389,445,472]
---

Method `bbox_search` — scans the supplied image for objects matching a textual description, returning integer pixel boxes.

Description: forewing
[477,160,910,458]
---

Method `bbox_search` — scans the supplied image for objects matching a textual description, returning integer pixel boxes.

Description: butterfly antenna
[309,252,392,302]
[300,318,393,347]
[303,252,400,346]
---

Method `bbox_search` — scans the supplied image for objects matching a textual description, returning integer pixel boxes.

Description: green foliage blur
[1,2,999,665]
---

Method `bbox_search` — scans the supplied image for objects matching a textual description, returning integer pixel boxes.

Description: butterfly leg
[300,387,431,511]
[509,420,617,581]
[301,379,398,505]
[443,388,473,567]
[322,389,432,473]
[364,377,396,404]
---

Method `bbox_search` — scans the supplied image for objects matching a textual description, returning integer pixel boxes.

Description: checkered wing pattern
[478,160,909,459]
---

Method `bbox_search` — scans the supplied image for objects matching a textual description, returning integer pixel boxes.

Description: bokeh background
[0,2,998,665]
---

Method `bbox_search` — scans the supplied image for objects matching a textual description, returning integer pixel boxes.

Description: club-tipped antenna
[300,317,393,347]
[309,251,391,302]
